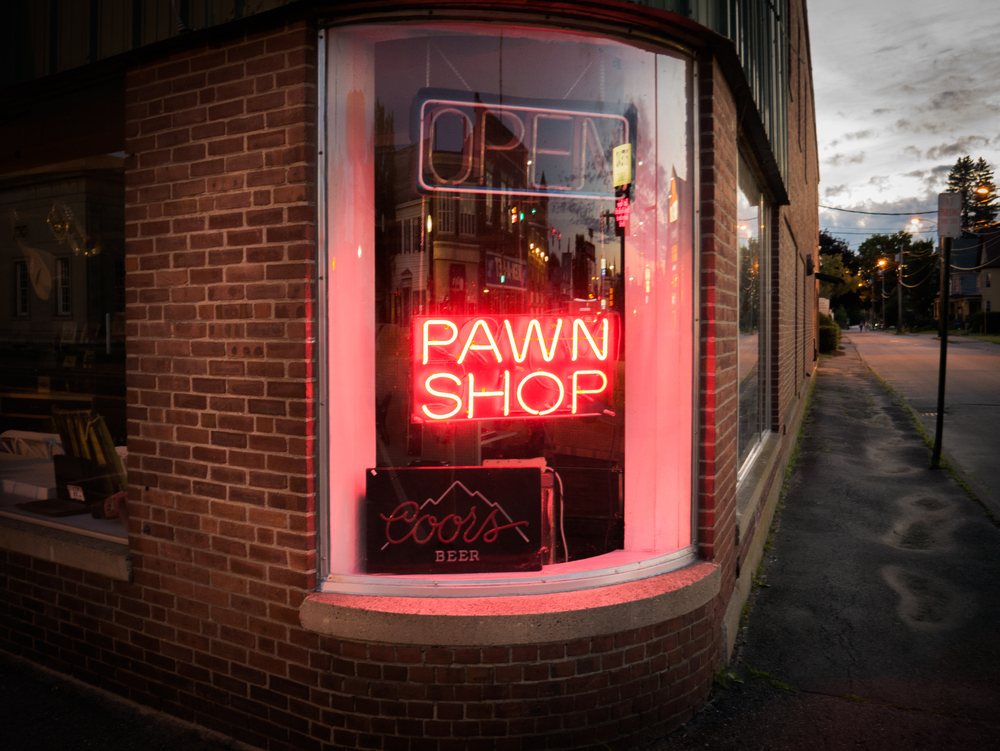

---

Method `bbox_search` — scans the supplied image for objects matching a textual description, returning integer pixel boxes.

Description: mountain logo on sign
[380,481,531,550]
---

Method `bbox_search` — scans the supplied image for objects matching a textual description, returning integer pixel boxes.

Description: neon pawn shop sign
[413,314,620,422]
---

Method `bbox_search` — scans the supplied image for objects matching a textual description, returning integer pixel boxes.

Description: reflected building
[0,160,126,441]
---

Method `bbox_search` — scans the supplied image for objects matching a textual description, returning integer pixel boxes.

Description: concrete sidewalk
[652,346,1000,750]
[0,649,250,751]
[2,347,999,750]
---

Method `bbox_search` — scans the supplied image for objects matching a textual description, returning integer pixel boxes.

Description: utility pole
[933,193,961,468]
[897,250,904,333]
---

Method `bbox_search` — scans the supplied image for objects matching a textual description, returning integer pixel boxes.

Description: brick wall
[697,57,739,597]
[124,17,318,618]
[0,6,820,749]
[121,16,323,745]
[0,545,719,750]
[784,0,820,390]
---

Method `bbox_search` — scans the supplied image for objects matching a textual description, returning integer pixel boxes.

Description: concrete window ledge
[0,515,132,582]
[301,561,719,646]
[736,431,782,541]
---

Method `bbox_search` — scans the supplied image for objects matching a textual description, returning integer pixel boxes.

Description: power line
[821,228,936,235]
[820,205,937,216]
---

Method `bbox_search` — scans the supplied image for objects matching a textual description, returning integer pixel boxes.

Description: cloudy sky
[809,0,1000,248]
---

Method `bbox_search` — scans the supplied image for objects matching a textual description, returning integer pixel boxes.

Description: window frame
[55,256,72,316]
[316,21,700,597]
[13,260,29,318]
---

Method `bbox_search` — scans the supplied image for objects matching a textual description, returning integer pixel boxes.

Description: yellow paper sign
[613,144,631,188]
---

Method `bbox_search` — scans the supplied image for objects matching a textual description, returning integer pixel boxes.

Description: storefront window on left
[0,158,127,525]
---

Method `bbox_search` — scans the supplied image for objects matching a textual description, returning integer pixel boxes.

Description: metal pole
[897,254,903,333]
[932,236,951,467]
[880,270,885,328]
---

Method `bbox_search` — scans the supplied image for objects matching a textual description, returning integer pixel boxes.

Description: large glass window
[322,24,695,592]
[736,156,769,473]
[0,160,127,537]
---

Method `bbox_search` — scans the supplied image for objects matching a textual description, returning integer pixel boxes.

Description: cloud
[929,89,976,111]
[807,0,1000,247]
[925,136,991,160]
[827,152,867,166]
[893,119,950,137]
[911,165,956,193]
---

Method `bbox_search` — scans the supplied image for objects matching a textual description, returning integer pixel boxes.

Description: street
[846,331,1000,519]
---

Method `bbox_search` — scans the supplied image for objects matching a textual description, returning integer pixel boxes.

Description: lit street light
[878,258,887,328]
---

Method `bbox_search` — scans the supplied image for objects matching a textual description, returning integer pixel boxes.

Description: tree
[946,155,998,228]
[899,237,938,328]
[819,230,863,322]
[820,229,860,273]
[857,232,937,328]
[818,252,857,300]
[819,229,850,257]
[739,236,760,333]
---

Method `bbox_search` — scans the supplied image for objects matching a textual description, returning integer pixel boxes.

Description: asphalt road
[846,330,1000,519]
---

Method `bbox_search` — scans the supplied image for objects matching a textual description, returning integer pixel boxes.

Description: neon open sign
[413,314,620,422]
[418,94,630,200]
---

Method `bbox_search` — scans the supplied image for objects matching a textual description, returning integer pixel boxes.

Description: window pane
[737,156,766,468]
[325,25,694,580]
[0,161,127,523]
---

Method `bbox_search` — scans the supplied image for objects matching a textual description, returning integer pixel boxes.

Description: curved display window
[321,23,695,594]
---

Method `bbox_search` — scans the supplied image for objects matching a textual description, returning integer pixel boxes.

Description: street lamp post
[897,247,905,334]
[878,258,887,329]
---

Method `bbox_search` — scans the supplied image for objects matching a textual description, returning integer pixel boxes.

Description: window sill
[320,545,697,598]
[736,430,780,540]
[0,491,131,581]
[301,559,718,646]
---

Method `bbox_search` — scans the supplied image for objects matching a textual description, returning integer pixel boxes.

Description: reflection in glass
[0,160,126,523]
[0,162,126,442]
[737,157,765,468]
[326,25,694,573]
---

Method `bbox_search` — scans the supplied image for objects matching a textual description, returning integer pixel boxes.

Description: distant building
[977,228,1000,316]
[935,231,1000,325]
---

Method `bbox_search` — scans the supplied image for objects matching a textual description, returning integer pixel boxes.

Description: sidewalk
[651,347,1000,750]
[2,348,999,750]
[0,649,249,751]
